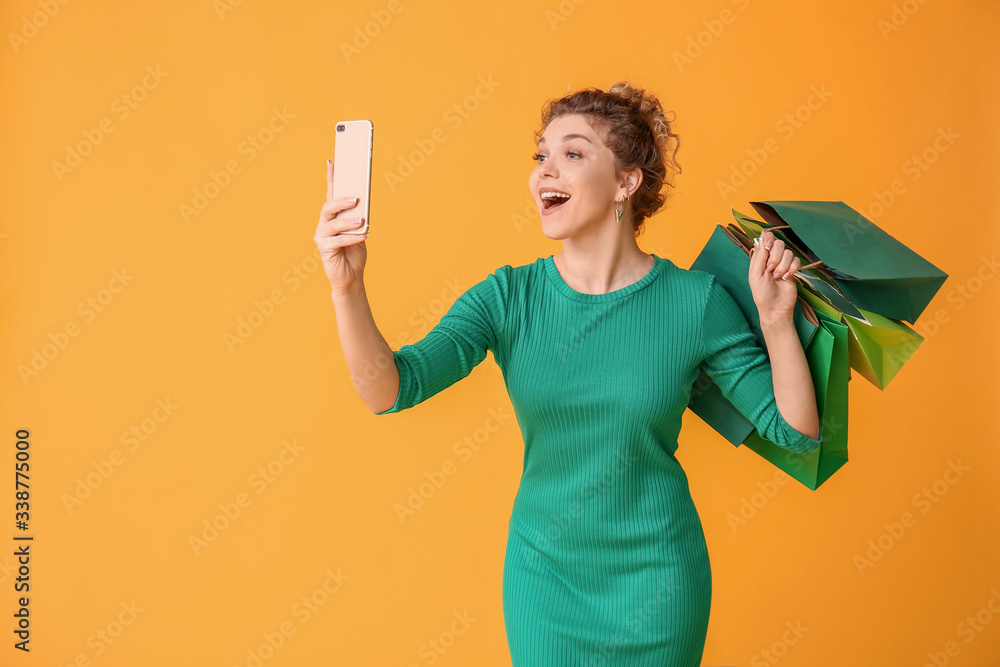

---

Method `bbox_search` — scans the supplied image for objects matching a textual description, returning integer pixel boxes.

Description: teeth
[541,192,570,199]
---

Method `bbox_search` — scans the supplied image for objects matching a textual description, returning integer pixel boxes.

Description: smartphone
[331,119,373,235]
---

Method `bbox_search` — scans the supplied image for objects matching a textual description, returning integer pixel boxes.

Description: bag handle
[720,224,820,327]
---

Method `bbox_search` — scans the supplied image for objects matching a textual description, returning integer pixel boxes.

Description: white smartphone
[331,119,373,235]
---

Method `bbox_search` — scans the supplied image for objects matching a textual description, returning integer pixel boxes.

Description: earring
[614,193,630,225]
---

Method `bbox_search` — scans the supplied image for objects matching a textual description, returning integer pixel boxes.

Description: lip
[538,186,571,216]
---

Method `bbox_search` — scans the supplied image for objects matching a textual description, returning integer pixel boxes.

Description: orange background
[2,0,998,665]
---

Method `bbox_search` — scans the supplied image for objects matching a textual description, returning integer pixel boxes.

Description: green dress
[376,254,821,666]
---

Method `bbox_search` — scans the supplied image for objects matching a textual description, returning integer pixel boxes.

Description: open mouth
[541,191,571,210]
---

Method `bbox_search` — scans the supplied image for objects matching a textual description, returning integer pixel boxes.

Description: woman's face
[529,113,624,239]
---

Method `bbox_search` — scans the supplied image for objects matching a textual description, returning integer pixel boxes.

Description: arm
[315,160,398,414]
[699,276,821,452]
[369,268,509,416]
[751,229,820,441]
[760,312,820,440]
[331,281,400,414]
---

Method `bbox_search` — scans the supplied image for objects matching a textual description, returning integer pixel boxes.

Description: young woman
[314,81,821,666]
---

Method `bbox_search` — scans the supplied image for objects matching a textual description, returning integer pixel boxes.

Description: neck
[554,241,654,294]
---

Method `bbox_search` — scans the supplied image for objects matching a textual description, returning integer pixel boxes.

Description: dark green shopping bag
[748,200,948,323]
[691,225,820,349]
[688,225,850,489]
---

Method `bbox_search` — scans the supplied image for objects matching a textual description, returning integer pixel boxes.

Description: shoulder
[654,256,718,302]
[482,256,548,295]
[666,260,715,289]
[479,256,542,280]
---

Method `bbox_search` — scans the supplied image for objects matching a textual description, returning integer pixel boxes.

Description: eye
[531,153,547,163]
[566,150,581,159]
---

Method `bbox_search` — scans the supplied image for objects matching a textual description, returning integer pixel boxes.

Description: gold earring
[614,192,630,225]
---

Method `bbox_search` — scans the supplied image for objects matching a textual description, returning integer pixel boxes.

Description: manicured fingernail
[327,159,331,165]
[781,271,791,280]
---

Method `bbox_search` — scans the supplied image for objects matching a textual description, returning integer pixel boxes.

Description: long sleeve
[374,266,509,415]
[697,276,822,453]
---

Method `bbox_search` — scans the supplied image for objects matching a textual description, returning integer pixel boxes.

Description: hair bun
[608,81,679,175]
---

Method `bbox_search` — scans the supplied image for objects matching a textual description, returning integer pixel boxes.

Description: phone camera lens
[336,124,345,131]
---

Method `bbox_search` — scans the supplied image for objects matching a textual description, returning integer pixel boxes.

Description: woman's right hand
[314,159,369,294]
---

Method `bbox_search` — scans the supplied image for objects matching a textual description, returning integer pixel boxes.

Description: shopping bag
[741,310,850,490]
[797,283,924,390]
[688,225,850,489]
[691,224,820,349]
[734,207,926,389]
[748,200,948,323]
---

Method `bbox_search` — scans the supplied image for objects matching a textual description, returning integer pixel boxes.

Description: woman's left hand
[749,229,802,322]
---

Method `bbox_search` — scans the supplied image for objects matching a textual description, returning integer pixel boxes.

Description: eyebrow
[537,133,593,145]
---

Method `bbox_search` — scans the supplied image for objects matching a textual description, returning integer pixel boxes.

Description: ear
[619,167,643,199]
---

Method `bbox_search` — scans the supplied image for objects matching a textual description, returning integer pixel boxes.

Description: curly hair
[534,81,682,236]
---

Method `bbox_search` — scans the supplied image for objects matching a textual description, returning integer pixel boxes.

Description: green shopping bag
[797,284,925,390]
[691,224,820,350]
[734,208,926,390]
[748,200,948,323]
[688,225,850,489]
[741,310,850,490]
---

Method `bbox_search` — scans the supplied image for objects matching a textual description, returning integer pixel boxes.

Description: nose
[538,156,557,178]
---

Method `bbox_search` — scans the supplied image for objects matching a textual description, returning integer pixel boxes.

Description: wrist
[759,310,794,330]
[332,281,365,302]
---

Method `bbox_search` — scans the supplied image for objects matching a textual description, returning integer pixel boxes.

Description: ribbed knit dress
[375,253,822,666]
